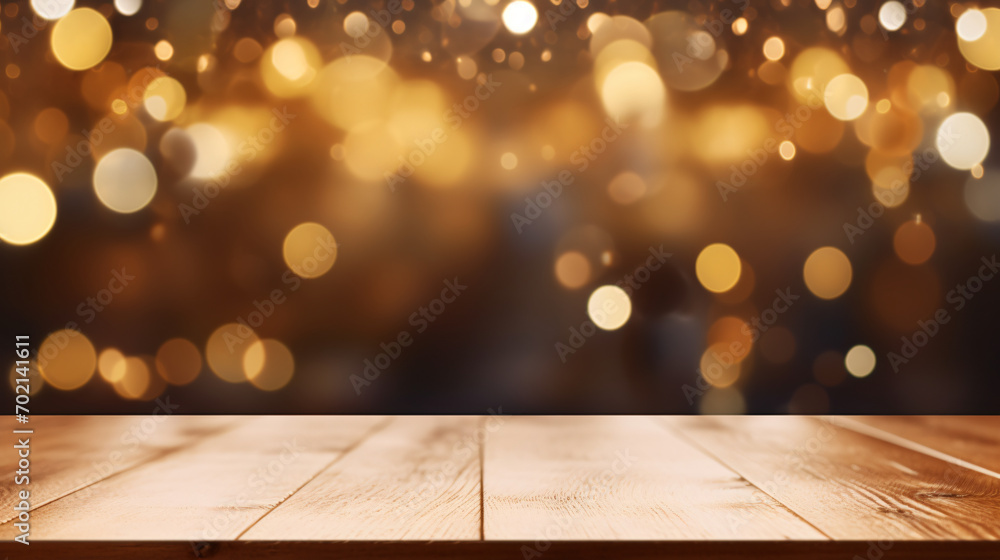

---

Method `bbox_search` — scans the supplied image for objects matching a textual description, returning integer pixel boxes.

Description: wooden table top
[2,415,1000,559]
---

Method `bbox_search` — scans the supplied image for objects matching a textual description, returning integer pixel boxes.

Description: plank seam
[827,416,1000,481]
[479,416,486,541]
[656,417,836,541]
[233,416,396,541]
[0,417,246,525]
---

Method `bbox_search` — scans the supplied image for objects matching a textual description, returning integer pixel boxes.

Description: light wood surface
[1,415,999,559]
[483,416,825,539]
[242,416,482,540]
[667,416,1000,540]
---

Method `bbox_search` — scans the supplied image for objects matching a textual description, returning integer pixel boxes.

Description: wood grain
[483,416,826,540]
[241,416,482,540]
[0,414,239,523]
[668,416,1000,540]
[0,416,386,540]
[851,416,1000,475]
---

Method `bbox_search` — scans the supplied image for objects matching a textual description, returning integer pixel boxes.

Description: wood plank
[850,416,1000,476]
[240,416,482,540]
[668,416,1000,540]
[4,541,999,560]
[483,416,826,540]
[0,416,387,540]
[0,414,240,523]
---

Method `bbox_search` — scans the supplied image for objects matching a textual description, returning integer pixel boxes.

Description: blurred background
[1,0,999,414]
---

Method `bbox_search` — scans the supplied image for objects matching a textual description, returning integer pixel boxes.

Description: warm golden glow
[824,74,869,121]
[845,345,876,378]
[38,330,97,390]
[958,8,1000,70]
[555,251,591,289]
[937,112,990,170]
[93,148,158,214]
[587,285,632,330]
[699,343,741,388]
[98,348,127,383]
[51,8,112,70]
[607,170,647,204]
[763,36,785,61]
[0,173,57,245]
[696,243,741,293]
[804,246,852,299]
[143,76,186,121]
[502,1,538,35]
[262,37,321,97]
[243,339,295,391]
[283,222,337,279]
[206,323,260,383]
[156,338,202,385]
[878,1,906,31]
[893,218,936,265]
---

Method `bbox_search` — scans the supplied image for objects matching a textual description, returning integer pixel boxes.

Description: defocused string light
[31,0,73,21]
[0,173,57,246]
[50,8,112,70]
[502,1,537,34]
[696,244,741,294]
[803,247,852,299]
[845,345,876,377]
[283,222,337,279]
[587,285,632,330]
[878,1,906,31]
[936,112,990,170]
[93,148,158,214]
[38,330,96,390]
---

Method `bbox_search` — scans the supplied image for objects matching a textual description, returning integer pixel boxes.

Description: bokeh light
[803,247,852,300]
[206,323,259,383]
[502,1,537,35]
[554,251,591,289]
[0,173,57,246]
[283,222,337,279]
[893,218,936,265]
[845,345,876,378]
[155,338,202,386]
[93,149,158,214]
[696,244,741,294]
[957,8,1000,70]
[243,339,295,391]
[824,74,869,121]
[587,285,632,331]
[937,112,990,170]
[51,8,113,70]
[38,330,97,390]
